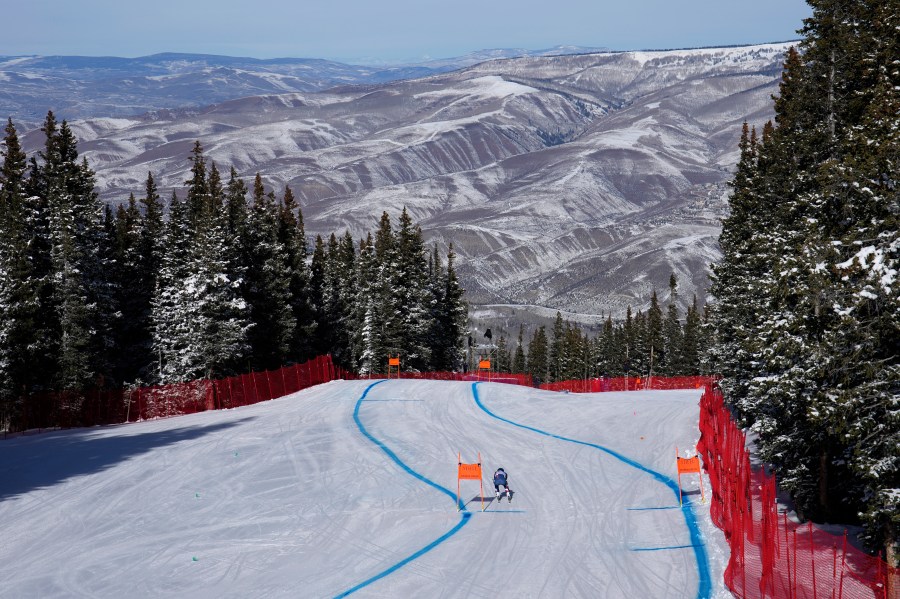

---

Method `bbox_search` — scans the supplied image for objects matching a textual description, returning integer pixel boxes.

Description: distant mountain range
[7,43,795,323]
[0,46,609,127]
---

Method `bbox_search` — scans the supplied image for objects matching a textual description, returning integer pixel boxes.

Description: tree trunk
[818,450,830,519]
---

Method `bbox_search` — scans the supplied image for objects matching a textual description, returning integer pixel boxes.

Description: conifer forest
[707,1,898,556]
[0,121,469,393]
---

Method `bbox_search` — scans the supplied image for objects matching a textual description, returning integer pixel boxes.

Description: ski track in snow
[0,380,730,598]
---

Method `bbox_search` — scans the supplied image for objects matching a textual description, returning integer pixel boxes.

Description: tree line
[0,116,468,407]
[478,275,708,385]
[708,0,897,557]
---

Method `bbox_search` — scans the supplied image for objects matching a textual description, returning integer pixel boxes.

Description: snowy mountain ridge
[0,46,609,128]
[14,42,796,321]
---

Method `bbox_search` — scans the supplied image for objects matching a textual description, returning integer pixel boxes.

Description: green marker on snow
[192,556,198,562]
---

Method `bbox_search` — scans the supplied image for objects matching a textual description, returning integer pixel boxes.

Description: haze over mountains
[0,46,609,127]
[5,42,793,322]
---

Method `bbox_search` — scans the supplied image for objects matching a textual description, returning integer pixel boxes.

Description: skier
[493,467,512,502]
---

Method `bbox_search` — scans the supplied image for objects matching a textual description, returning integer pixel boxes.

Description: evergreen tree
[35,115,112,390]
[710,1,900,556]
[681,296,702,375]
[548,311,565,382]
[243,175,295,369]
[277,186,316,361]
[493,335,510,373]
[109,194,148,384]
[433,243,467,371]
[127,172,165,381]
[526,326,549,386]
[512,325,526,374]
[309,234,329,354]
[355,233,383,374]
[0,118,38,415]
[646,292,663,377]
[185,192,252,379]
[662,274,683,375]
[394,208,432,370]
[151,193,196,382]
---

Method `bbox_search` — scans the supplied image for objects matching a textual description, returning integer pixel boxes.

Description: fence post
[785,512,793,599]
[832,542,837,599]
[794,529,798,599]
[810,521,817,599]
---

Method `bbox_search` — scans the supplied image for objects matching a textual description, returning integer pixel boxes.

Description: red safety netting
[3,355,356,434]
[366,371,533,386]
[697,383,898,599]
[540,375,715,392]
[3,359,537,436]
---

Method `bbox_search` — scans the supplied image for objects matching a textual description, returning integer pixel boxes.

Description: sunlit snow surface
[0,380,730,598]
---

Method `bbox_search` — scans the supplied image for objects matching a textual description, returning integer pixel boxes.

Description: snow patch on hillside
[415,75,537,101]
[622,42,793,67]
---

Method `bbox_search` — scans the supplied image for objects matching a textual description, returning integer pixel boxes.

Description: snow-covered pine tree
[309,234,327,352]
[646,291,663,378]
[128,172,165,382]
[320,232,356,368]
[368,212,404,370]
[710,0,899,556]
[662,274,683,376]
[426,244,446,367]
[680,296,702,376]
[38,117,112,390]
[354,233,382,374]
[526,326,549,386]
[794,0,899,552]
[110,194,150,384]
[185,188,252,379]
[597,315,616,376]
[277,186,316,362]
[708,122,763,411]
[512,325,526,374]
[0,118,38,419]
[433,243,467,371]
[622,306,636,376]
[549,312,565,383]
[151,192,199,382]
[495,335,511,373]
[394,208,432,371]
[243,175,295,369]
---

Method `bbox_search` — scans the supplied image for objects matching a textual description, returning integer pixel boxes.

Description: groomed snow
[0,380,730,598]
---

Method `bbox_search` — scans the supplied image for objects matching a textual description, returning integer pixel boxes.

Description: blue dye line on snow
[632,544,703,552]
[361,398,424,402]
[471,382,711,599]
[626,505,680,511]
[334,380,472,598]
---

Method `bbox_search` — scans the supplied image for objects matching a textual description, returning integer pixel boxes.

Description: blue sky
[6,0,812,64]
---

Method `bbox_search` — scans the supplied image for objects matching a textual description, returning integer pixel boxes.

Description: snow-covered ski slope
[0,380,730,598]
